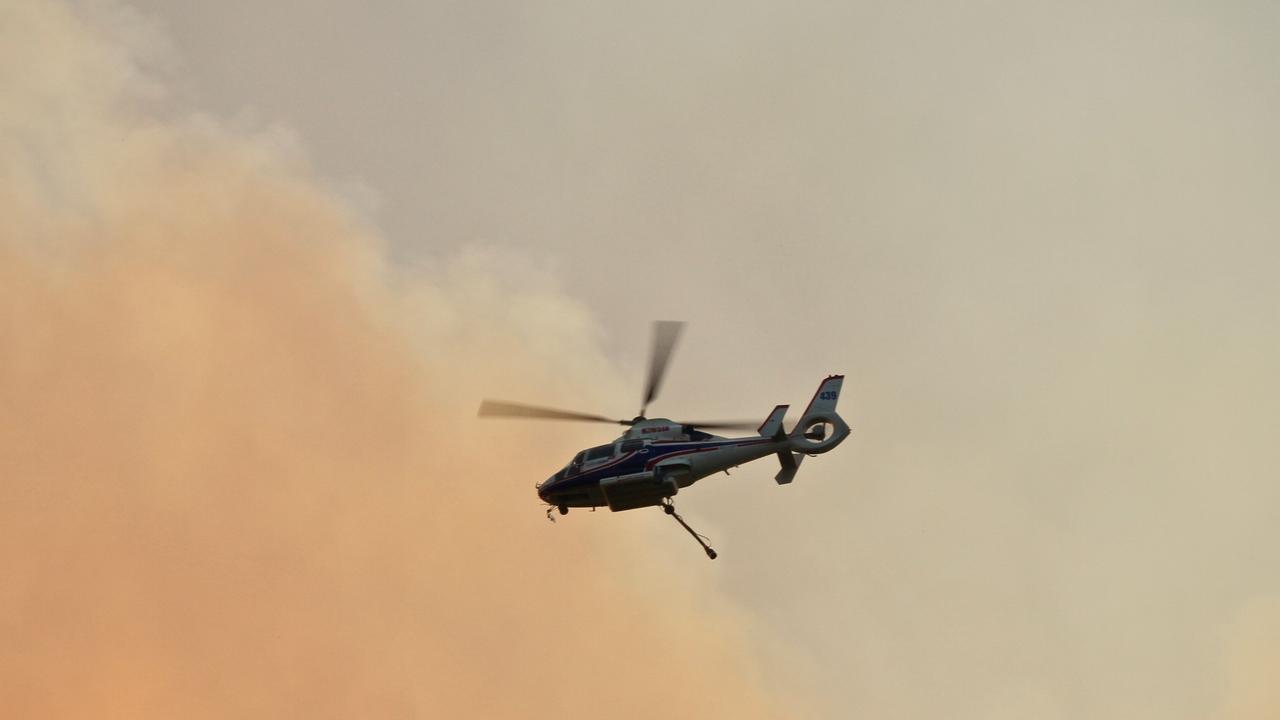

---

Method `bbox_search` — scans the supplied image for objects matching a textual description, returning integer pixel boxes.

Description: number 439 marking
[820,391,838,401]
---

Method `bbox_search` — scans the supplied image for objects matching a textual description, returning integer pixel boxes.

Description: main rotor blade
[682,420,763,432]
[641,320,686,417]
[478,399,627,425]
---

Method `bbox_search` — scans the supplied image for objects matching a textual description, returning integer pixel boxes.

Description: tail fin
[788,375,851,455]
[774,450,804,484]
[798,375,844,419]
[757,404,789,439]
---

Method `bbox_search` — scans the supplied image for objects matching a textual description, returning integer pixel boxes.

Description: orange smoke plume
[0,2,782,717]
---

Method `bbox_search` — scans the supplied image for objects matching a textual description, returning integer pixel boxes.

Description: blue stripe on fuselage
[549,438,766,492]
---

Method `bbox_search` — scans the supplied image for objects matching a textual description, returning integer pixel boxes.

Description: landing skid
[660,498,717,560]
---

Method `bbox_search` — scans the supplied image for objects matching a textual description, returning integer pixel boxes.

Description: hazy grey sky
[7,0,1280,717]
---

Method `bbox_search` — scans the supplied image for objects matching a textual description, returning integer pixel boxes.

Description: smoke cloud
[9,1,1280,717]
[0,2,784,717]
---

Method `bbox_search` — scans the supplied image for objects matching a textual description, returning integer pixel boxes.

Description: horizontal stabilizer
[758,405,789,438]
[775,450,804,485]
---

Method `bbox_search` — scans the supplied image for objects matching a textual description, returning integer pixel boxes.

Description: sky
[4,0,1280,717]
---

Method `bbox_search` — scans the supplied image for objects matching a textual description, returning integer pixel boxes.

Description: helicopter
[478,321,850,558]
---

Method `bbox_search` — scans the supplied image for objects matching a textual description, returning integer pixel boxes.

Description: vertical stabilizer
[798,375,844,420]
[775,451,804,484]
[788,375,851,455]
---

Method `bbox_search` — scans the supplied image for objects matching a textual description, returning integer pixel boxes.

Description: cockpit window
[585,444,614,461]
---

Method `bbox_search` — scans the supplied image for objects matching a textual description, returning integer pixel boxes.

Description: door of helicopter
[618,439,645,455]
[566,450,586,476]
[582,443,615,469]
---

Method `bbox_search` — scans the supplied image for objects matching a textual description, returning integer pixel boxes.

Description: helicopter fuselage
[536,380,850,513]
[537,427,789,511]
[481,320,849,557]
